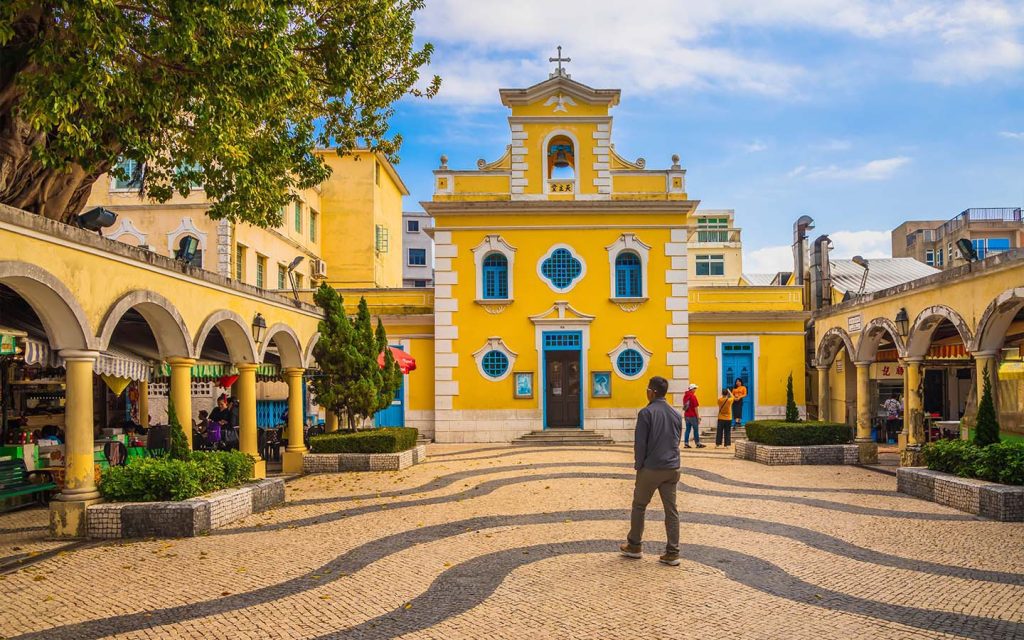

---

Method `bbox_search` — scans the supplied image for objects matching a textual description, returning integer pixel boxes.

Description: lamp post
[252,313,267,346]
[895,307,909,338]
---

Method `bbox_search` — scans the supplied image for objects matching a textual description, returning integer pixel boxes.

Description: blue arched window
[615,252,642,297]
[481,350,509,378]
[616,349,644,377]
[482,253,508,299]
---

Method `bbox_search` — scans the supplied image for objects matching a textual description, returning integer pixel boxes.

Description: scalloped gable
[498,75,621,109]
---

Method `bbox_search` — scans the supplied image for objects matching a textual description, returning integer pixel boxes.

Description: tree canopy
[0,1,439,223]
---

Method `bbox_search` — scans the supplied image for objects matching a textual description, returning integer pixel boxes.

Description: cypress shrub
[973,368,1000,447]
[785,373,800,423]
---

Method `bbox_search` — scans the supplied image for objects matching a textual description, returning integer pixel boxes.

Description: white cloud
[787,165,807,178]
[744,244,795,274]
[414,0,1024,104]
[743,228,891,274]
[800,156,911,181]
[743,140,768,153]
[827,230,893,259]
[1000,131,1024,140]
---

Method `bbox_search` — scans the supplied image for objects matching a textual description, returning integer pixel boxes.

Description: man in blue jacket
[620,375,683,566]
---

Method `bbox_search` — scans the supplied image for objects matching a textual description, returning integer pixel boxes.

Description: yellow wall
[317,150,407,289]
[445,226,676,415]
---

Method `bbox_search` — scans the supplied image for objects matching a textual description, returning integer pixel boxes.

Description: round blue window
[481,350,509,378]
[540,247,583,290]
[616,349,644,377]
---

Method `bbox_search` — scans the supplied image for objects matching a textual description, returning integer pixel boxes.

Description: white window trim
[695,253,726,277]
[537,243,587,294]
[166,217,208,263]
[105,219,148,247]
[541,129,581,197]
[472,235,517,301]
[407,248,428,267]
[606,233,651,300]
[472,337,518,381]
[608,335,653,380]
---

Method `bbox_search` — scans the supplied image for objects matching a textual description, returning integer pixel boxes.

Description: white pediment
[528,301,596,325]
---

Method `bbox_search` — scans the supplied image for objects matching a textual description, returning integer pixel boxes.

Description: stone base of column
[252,459,266,480]
[282,450,307,474]
[897,432,908,449]
[49,497,102,538]
[855,441,879,465]
[900,444,925,468]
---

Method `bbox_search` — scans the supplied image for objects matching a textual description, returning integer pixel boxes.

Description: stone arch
[303,332,320,369]
[193,310,258,364]
[98,290,194,358]
[258,323,304,369]
[906,305,973,359]
[973,287,1024,353]
[0,261,93,351]
[815,327,854,368]
[856,317,907,362]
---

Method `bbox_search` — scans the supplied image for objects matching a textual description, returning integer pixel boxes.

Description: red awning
[378,346,416,374]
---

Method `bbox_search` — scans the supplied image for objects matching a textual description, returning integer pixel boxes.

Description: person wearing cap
[620,375,683,567]
[682,383,705,449]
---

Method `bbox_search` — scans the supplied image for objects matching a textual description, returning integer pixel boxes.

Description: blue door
[722,343,754,423]
[374,374,405,427]
[542,331,583,429]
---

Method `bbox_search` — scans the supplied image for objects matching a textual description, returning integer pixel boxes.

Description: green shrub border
[98,450,255,502]
[745,421,853,446]
[922,439,1024,486]
[309,427,419,454]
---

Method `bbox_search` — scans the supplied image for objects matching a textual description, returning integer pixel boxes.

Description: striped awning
[156,362,280,380]
[21,338,152,382]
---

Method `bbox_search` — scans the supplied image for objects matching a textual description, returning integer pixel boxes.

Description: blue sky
[385,0,1024,273]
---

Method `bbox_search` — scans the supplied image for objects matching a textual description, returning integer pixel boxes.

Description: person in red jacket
[682,384,705,448]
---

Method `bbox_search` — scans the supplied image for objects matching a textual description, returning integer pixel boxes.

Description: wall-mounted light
[895,307,909,338]
[175,235,199,264]
[252,312,267,345]
[955,238,978,262]
[286,256,305,306]
[77,207,118,233]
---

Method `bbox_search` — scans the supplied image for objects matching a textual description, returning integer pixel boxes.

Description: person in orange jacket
[731,378,747,428]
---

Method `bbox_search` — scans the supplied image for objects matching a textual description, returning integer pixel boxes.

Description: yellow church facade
[419,69,807,443]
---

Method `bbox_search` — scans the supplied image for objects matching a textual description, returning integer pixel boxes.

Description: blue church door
[722,343,754,423]
[374,374,405,427]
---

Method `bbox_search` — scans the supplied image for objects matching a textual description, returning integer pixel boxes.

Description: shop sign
[0,334,16,356]
[847,314,863,333]
[871,363,905,380]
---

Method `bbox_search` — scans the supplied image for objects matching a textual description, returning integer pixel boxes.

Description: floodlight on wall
[252,312,267,346]
[176,235,199,264]
[287,255,305,306]
[852,255,869,298]
[895,307,909,338]
[956,238,978,262]
[77,207,118,233]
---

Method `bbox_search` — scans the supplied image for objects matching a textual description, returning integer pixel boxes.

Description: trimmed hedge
[923,439,1024,486]
[98,450,255,502]
[745,421,852,446]
[309,427,419,454]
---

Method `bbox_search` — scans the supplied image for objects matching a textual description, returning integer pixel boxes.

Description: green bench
[0,459,57,512]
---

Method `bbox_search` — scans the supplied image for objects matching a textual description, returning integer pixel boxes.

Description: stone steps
[700,425,747,441]
[512,429,616,446]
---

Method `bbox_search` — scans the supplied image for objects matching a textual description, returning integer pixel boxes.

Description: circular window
[616,349,644,377]
[481,350,510,378]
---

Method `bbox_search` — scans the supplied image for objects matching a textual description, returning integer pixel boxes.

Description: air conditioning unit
[312,259,327,279]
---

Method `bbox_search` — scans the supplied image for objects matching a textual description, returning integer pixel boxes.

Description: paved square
[1,445,1022,639]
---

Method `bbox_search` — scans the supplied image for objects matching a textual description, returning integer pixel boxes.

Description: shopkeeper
[210,395,231,427]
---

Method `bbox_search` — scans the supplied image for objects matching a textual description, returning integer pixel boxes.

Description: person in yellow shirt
[716,387,735,447]
[731,378,748,428]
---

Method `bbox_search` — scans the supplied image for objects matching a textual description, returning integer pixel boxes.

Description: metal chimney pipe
[792,215,814,286]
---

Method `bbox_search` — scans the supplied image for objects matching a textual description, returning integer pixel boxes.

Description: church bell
[552,147,571,168]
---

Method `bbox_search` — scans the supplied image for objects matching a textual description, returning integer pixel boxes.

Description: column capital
[284,367,306,377]
[901,357,924,364]
[58,349,100,362]
[235,362,259,372]
[973,350,1000,359]
[815,364,831,371]
[166,356,196,367]
[854,361,873,368]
